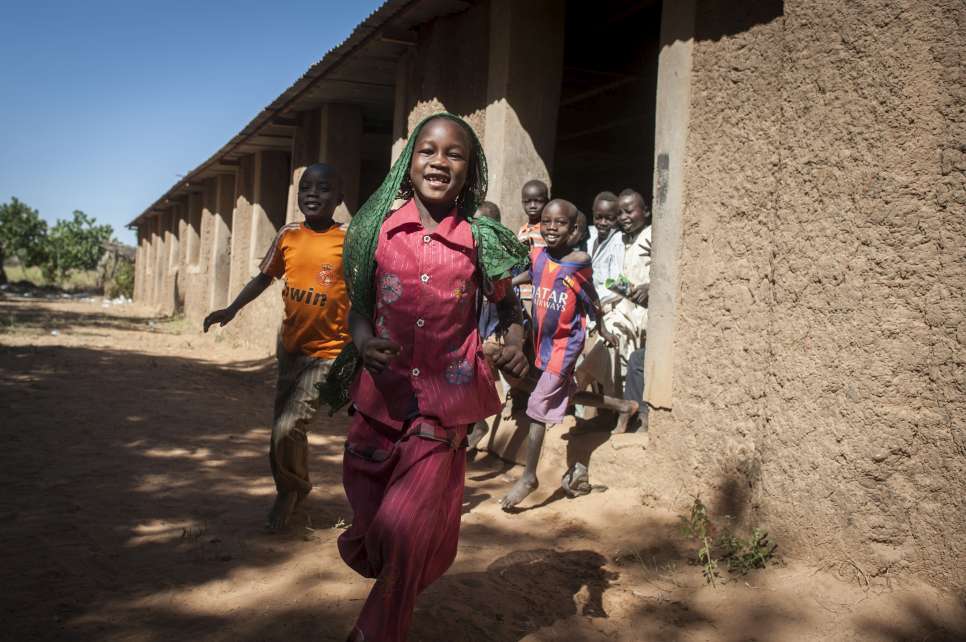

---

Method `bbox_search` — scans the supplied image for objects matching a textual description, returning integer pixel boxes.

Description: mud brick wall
[647,0,966,590]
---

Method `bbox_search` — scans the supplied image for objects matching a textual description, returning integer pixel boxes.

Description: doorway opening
[551,0,662,212]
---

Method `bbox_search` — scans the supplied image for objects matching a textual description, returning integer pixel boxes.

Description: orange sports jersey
[259,222,351,360]
[516,223,546,301]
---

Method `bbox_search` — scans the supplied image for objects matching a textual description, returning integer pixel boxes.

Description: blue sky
[0,0,384,245]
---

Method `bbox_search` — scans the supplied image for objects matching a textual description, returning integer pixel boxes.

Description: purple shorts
[526,369,578,425]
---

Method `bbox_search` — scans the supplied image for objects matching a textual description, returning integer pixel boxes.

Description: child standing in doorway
[589,191,619,253]
[589,190,625,305]
[516,179,550,308]
[319,113,529,642]
[499,198,638,510]
[517,179,550,249]
[203,163,350,530]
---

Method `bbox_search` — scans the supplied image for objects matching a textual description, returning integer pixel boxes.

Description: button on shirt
[351,199,505,429]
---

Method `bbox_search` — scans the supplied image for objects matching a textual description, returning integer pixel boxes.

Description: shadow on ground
[0,335,357,640]
[855,597,966,642]
[2,300,965,641]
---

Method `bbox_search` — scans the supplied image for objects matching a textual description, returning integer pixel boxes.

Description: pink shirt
[350,199,505,429]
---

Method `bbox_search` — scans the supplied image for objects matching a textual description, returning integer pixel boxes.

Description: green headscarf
[318,112,528,413]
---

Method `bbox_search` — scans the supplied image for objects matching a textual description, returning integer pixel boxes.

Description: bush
[0,198,115,290]
[0,198,48,283]
[43,210,113,282]
[104,260,134,298]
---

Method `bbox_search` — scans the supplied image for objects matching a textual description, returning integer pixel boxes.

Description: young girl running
[319,112,528,642]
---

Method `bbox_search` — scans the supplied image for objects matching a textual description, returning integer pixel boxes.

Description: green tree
[43,210,114,282]
[0,197,49,284]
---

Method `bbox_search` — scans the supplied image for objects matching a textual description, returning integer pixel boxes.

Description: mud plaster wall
[646,0,966,591]
[403,2,490,139]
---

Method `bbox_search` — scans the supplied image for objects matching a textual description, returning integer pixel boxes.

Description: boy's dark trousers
[623,347,650,424]
[270,343,333,496]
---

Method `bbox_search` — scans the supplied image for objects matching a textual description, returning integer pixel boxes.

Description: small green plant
[678,497,777,586]
[679,497,720,586]
[717,527,777,575]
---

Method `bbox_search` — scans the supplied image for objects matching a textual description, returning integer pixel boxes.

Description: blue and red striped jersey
[529,247,599,376]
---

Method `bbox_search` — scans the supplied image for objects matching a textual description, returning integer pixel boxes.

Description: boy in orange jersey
[204,163,351,530]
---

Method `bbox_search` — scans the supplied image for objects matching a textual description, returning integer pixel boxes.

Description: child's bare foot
[266,490,298,531]
[467,420,489,450]
[500,475,539,510]
[612,401,640,434]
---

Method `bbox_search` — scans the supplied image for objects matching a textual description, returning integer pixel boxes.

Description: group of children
[202,112,651,641]
[462,182,645,510]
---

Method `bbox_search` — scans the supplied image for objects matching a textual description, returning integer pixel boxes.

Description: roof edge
[128,0,419,229]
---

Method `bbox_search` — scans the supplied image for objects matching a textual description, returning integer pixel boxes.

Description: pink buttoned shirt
[350,199,506,429]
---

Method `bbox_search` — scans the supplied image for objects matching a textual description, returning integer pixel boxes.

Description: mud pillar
[158,213,169,306]
[132,228,140,301]
[138,217,154,305]
[175,211,188,308]
[144,214,158,305]
[171,205,184,312]
[198,178,217,272]
[176,210,187,267]
[161,206,181,314]
[186,190,203,268]
[183,181,215,325]
[391,51,414,164]
[132,233,139,299]
[228,155,255,300]
[173,193,200,312]
[320,103,363,223]
[149,213,162,307]
[134,224,148,302]
[249,149,290,273]
[208,173,235,310]
[483,0,565,232]
[643,0,696,410]
[286,109,322,224]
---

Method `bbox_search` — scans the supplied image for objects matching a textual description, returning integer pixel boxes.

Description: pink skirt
[526,369,578,425]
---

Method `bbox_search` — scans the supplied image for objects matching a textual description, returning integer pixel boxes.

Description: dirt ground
[1,294,964,642]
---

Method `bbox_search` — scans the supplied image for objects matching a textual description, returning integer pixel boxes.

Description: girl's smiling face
[409,117,471,209]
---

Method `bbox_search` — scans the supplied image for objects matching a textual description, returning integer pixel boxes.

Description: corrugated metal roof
[128,0,474,228]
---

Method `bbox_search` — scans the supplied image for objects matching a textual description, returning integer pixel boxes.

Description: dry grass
[2,262,98,291]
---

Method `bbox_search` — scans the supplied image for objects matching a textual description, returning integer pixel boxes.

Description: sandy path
[1,295,963,641]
